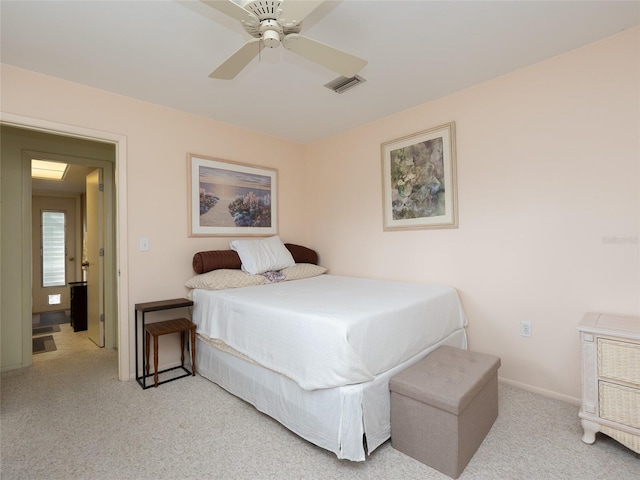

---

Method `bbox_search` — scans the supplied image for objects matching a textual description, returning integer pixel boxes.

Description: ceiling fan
[202,0,368,79]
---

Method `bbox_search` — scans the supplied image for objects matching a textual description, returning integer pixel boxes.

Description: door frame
[1,112,130,382]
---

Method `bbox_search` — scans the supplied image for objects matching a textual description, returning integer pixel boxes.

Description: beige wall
[305,27,640,401]
[1,67,308,376]
[1,27,638,399]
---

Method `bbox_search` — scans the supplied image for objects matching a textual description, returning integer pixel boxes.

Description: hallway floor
[32,311,101,362]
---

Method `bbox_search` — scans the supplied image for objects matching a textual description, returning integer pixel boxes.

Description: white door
[31,196,77,313]
[86,169,104,347]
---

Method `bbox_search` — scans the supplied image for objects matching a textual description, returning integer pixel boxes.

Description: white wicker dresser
[578,312,640,454]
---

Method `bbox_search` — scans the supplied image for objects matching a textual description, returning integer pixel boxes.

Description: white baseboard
[499,376,581,406]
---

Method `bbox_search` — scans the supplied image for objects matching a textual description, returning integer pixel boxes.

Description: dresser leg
[581,419,599,444]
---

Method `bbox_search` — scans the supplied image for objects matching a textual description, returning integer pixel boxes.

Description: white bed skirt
[196,328,467,461]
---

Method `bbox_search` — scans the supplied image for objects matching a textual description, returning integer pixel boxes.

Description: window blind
[42,211,66,287]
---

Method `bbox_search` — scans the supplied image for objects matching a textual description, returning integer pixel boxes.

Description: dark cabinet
[69,281,87,332]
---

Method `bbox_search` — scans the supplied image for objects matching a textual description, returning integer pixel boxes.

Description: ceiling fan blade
[282,34,367,78]
[200,0,259,26]
[278,0,324,25]
[209,38,264,79]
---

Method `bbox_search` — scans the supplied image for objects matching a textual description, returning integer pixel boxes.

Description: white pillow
[229,235,295,275]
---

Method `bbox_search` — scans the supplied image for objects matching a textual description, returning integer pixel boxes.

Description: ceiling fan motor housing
[259,19,283,48]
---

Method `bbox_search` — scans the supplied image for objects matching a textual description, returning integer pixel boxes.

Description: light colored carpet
[1,346,638,479]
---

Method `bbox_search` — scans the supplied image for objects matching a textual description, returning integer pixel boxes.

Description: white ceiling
[1,1,638,144]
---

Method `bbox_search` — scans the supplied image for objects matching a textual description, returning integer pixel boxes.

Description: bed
[187,238,468,461]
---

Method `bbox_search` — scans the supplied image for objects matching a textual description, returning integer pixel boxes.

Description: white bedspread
[192,274,467,390]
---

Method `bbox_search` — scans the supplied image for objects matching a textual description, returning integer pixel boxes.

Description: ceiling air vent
[324,75,366,94]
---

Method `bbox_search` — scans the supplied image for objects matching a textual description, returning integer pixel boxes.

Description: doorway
[31,162,107,358]
[0,114,129,381]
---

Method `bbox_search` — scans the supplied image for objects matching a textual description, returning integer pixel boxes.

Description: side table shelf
[135,298,195,390]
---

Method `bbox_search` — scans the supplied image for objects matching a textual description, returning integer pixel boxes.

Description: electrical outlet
[520,321,532,337]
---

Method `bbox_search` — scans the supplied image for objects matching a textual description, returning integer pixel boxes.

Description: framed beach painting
[381,122,458,231]
[188,154,278,237]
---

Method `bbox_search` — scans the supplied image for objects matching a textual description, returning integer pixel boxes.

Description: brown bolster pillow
[192,243,318,274]
[283,243,318,266]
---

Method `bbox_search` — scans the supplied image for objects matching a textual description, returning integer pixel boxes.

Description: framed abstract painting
[381,122,458,230]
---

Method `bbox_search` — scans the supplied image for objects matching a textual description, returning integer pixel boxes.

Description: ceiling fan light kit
[203,0,367,79]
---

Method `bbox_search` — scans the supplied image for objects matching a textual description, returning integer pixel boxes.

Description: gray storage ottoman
[389,346,501,479]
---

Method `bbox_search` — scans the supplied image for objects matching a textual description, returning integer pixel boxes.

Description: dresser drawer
[599,381,640,428]
[598,338,640,385]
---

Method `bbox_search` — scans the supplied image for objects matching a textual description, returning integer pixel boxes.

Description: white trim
[1,112,130,382]
[499,376,581,406]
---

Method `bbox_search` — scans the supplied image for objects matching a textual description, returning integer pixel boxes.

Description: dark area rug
[33,324,61,335]
[33,335,57,354]
[37,311,70,325]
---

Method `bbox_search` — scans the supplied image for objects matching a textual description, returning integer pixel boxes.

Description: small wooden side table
[145,318,196,388]
[135,298,195,389]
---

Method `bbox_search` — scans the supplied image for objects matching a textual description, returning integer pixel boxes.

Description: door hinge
[99,248,104,257]
[100,313,105,323]
[99,183,104,192]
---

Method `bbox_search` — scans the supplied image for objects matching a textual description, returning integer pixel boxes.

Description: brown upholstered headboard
[192,243,318,274]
